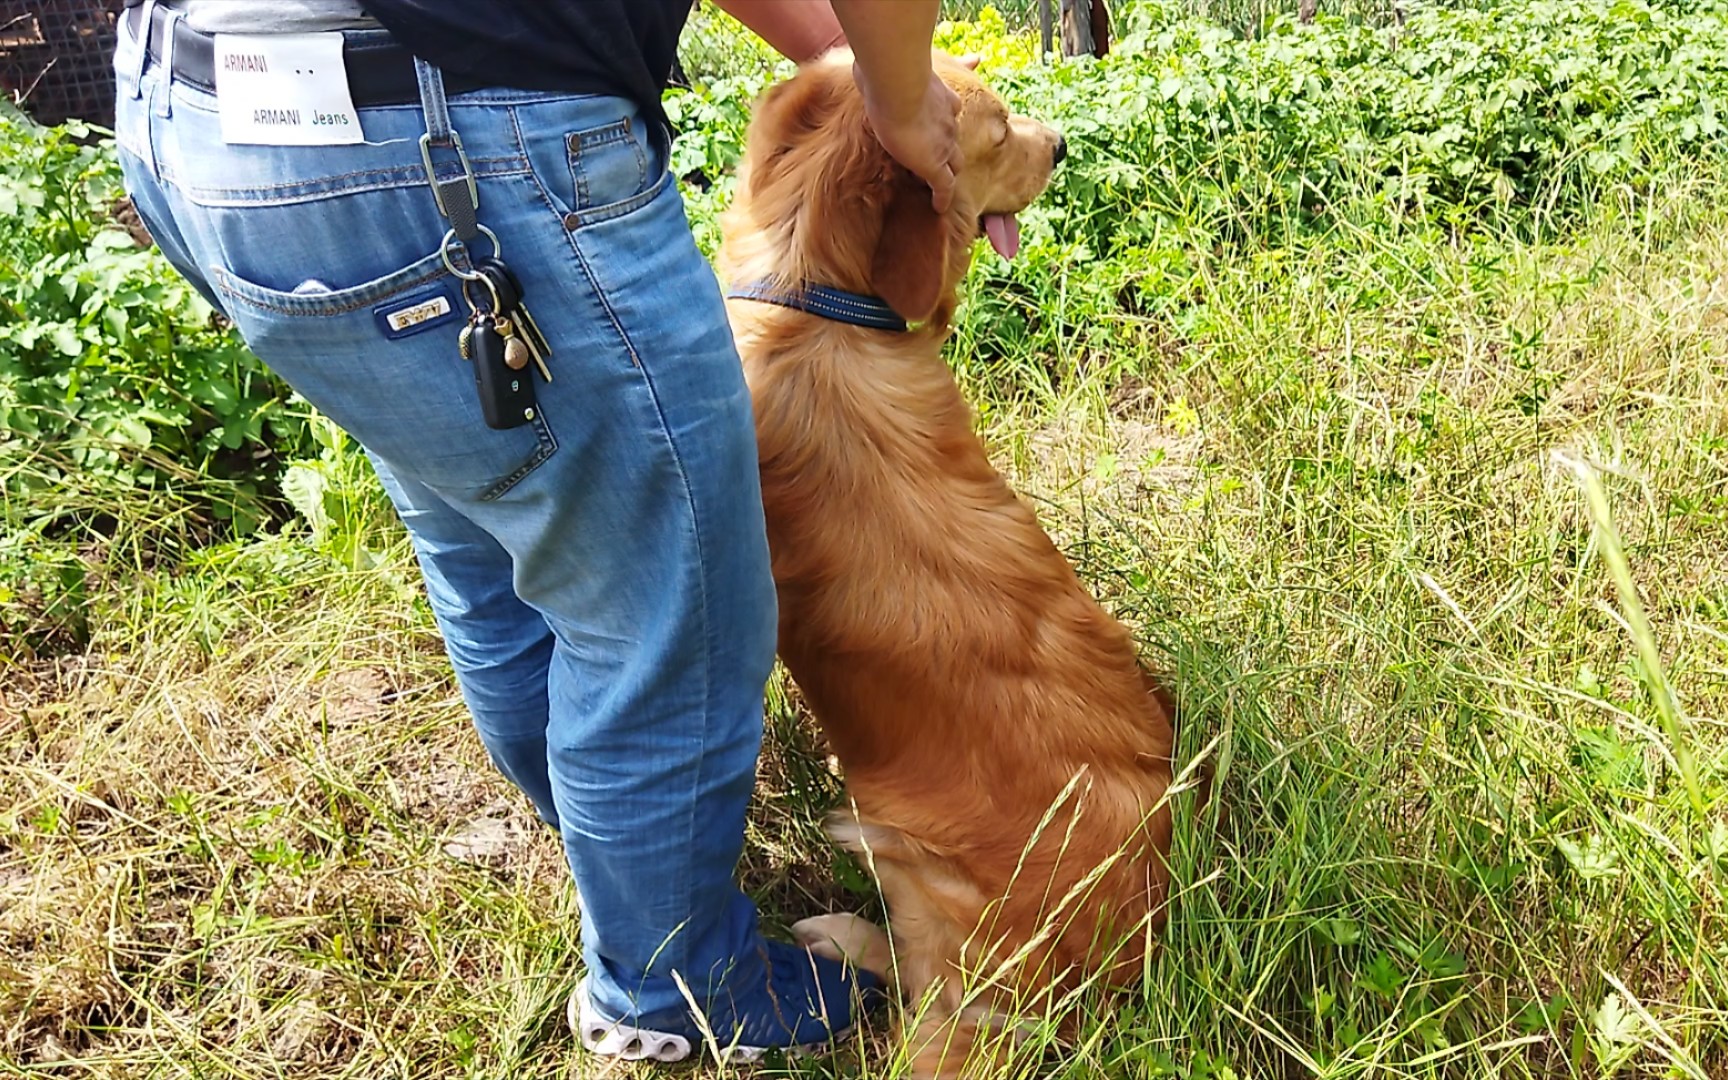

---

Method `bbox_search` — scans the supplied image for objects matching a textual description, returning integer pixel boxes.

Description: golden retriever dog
[718,51,1178,1078]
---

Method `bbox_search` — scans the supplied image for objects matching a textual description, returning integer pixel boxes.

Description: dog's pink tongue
[983,213,1020,260]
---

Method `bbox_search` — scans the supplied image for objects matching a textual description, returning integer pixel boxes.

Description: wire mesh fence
[2,1,124,129]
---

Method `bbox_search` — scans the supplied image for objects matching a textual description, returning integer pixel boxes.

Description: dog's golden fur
[718,52,1177,1077]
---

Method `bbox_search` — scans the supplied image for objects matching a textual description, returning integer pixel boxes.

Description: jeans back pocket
[213,248,557,502]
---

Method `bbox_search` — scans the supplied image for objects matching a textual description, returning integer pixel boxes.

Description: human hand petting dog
[715,0,979,212]
[830,0,976,212]
[854,62,965,212]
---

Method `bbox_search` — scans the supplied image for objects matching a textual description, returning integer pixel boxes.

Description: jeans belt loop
[129,0,159,98]
[152,8,180,118]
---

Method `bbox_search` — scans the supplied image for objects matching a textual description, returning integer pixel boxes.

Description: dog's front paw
[791,912,896,987]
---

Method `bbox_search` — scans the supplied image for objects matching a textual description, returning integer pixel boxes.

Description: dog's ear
[870,172,951,325]
[744,62,850,194]
[760,66,842,137]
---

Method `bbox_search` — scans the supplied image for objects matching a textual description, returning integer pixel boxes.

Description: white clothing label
[213,33,363,146]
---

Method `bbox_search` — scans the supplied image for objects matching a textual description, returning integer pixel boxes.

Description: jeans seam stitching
[612,313,714,979]
[569,131,591,209]
[511,105,568,223]
[564,217,642,368]
[211,264,449,316]
[477,419,558,501]
[564,171,669,231]
[571,121,632,152]
[187,158,524,198]
[562,187,716,970]
[177,164,530,207]
[566,208,714,973]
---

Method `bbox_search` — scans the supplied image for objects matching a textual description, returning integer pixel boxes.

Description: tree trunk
[1298,0,1318,23]
[1059,0,1110,59]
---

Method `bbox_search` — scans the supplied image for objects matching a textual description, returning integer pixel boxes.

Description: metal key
[458,270,500,360]
[453,271,536,429]
[476,258,551,356]
[477,261,551,382]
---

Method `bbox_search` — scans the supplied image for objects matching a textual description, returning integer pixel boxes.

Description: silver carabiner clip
[420,129,478,221]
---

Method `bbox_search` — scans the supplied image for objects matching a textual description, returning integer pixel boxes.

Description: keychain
[453,249,538,431]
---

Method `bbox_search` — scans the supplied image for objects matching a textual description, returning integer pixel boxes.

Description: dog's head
[725,51,1064,329]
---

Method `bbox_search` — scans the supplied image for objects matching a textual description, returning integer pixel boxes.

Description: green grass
[951,163,1728,1077]
[5,161,1725,1078]
[5,3,1728,1077]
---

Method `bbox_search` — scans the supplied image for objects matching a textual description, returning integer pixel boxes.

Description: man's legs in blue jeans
[369,437,783,1032]
[111,14,875,1059]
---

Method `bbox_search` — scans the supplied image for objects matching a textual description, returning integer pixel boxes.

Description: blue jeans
[112,21,779,1023]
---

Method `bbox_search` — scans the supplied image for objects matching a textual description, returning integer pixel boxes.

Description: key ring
[440,223,502,281]
[461,273,503,316]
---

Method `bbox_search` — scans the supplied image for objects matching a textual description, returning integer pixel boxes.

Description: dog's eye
[992,119,1011,147]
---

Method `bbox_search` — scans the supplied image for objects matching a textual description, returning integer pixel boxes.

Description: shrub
[10,0,1728,539]
[0,108,310,526]
[960,0,1728,387]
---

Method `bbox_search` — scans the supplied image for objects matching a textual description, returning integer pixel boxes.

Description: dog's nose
[1053,135,1068,167]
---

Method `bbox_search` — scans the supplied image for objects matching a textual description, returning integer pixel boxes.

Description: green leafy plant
[678,1,1728,404]
[0,110,312,524]
[278,415,398,571]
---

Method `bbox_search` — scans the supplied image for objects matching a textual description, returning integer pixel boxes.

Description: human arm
[716,0,964,212]
[828,0,963,211]
[707,0,847,63]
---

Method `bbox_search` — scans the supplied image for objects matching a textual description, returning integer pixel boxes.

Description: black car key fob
[469,313,537,430]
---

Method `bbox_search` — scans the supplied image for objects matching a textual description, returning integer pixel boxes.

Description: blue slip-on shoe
[568,939,886,1063]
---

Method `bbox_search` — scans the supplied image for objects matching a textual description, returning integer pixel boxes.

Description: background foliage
[3,4,1725,1078]
[8,0,1727,563]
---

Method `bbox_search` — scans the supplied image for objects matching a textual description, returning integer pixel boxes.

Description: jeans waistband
[123,1,492,106]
